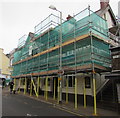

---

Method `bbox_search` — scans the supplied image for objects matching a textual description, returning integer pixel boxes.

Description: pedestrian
[2,78,5,89]
[9,80,14,94]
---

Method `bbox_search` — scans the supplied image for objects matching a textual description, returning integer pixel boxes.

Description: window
[68,76,72,87]
[64,76,75,87]
[32,48,38,56]
[85,76,91,88]
[68,76,75,87]
[113,55,120,59]
[48,78,50,86]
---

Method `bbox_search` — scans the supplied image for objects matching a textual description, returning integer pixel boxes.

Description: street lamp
[49,5,57,11]
[49,5,62,103]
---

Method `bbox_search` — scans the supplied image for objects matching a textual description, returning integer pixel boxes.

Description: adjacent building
[7,48,17,75]
[118,1,120,27]
[0,48,11,85]
[104,1,120,112]
[96,0,120,46]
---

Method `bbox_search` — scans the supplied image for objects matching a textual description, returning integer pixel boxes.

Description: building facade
[118,1,120,28]
[0,48,11,80]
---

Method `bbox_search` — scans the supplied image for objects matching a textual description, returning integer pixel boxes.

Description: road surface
[2,87,77,117]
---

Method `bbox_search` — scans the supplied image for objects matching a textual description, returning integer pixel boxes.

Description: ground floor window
[85,76,91,88]
[63,76,75,87]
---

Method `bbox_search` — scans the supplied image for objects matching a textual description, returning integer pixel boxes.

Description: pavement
[2,86,120,117]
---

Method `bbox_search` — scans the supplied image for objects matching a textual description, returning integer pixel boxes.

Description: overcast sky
[0,0,119,54]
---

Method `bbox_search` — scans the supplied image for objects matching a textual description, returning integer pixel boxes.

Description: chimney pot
[66,15,73,20]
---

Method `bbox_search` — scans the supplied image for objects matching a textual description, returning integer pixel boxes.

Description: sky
[0,0,119,54]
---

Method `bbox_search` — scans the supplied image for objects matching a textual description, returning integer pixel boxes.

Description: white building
[118,1,120,42]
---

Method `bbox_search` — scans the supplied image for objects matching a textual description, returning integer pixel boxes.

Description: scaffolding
[17,35,27,48]
[11,7,113,115]
[12,7,111,77]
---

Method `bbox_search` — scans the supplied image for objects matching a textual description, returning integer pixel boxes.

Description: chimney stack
[118,1,120,19]
[66,15,73,20]
[100,0,109,9]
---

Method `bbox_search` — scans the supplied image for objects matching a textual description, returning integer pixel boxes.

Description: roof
[95,4,117,26]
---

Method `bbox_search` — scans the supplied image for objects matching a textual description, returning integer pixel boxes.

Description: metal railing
[108,32,120,46]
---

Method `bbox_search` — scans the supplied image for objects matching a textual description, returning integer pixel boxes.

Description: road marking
[27,113,38,116]
[55,106,84,117]
[34,115,38,116]
[24,102,28,104]
[27,113,31,116]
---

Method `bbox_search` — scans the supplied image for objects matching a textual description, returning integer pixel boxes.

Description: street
[2,87,76,117]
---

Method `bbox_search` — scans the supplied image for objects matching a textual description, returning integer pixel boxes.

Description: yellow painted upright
[75,77,78,109]
[53,78,56,100]
[66,77,68,103]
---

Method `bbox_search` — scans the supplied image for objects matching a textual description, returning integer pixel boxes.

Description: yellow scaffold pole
[13,78,16,91]
[53,78,56,100]
[75,77,78,109]
[44,78,46,98]
[45,77,48,100]
[30,78,32,96]
[18,78,21,93]
[66,76,68,103]
[24,77,27,94]
[31,79,38,98]
[37,77,40,96]
[57,78,60,104]
[93,77,97,115]
[84,78,86,108]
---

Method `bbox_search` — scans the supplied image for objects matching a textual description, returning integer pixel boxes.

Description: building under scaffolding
[12,8,111,76]
[12,7,113,114]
